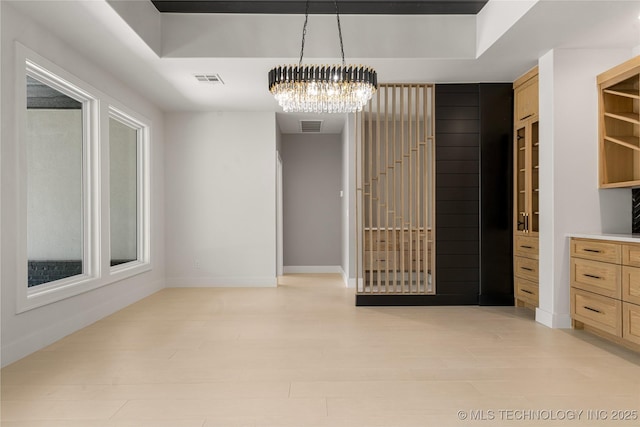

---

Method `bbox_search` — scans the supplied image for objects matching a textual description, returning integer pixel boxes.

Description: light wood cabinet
[570,237,640,352]
[597,55,640,188]
[513,67,539,309]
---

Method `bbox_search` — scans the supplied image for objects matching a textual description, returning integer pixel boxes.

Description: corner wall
[164,112,277,287]
[537,48,631,328]
[0,2,166,366]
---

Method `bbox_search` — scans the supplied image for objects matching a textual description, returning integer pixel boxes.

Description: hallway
[2,274,640,426]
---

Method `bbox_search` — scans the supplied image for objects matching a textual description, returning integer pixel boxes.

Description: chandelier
[268,0,378,113]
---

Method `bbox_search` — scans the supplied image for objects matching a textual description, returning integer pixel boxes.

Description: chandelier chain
[334,0,346,67]
[298,0,346,67]
[298,0,310,66]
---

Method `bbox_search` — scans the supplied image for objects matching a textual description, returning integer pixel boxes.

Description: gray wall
[282,134,342,267]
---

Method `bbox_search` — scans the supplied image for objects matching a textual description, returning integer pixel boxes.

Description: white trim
[165,277,278,287]
[17,44,102,313]
[107,105,151,280]
[276,151,283,277]
[14,42,155,313]
[341,268,350,287]
[535,307,572,329]
[347,277,361,289]
[2,279,163,368]
[283,265,344,274]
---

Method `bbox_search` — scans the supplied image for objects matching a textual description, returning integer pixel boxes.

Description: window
[16,44,151,313]
[109,107,150,273]
[26,75,86,287]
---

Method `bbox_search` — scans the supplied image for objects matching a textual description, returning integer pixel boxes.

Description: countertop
[568,233,640,244]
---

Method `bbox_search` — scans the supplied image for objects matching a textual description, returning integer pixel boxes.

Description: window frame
[16,43,152,313]
[107,106,151,278]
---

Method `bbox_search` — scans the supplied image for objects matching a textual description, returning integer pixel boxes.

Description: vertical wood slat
[392,85,398,292]
[358,84,434,295]
[415,85,421,291]
[400,85,406,293]
[384,86,390,293]
[375,87,382,293]
[368,99,373,293]
[430,85,436,293]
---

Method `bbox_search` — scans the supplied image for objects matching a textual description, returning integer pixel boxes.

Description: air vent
[300,120,323,133]
[194,74,224,85]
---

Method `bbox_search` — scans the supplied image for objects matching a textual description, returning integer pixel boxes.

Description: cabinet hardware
[520,245,533,249]
[583,306,602,314]
[519,212,527,231]
[522,289,533,295]
[521,267,534,272]
[524,213,530,233]
[583,274,602,280]
[583,249,602,253]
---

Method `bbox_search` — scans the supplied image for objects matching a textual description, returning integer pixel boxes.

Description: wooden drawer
[623,266,640,305]
[571,258,621,299]
[515,277,538,306]
[623,303,640,346]
[514,256,538,282]
[402,250,425,270]
[570,238,621,263]
[364,232,395,250]
[398,232,427,249]
[571,288,622,337]
[623,244,640,267]
[364,251,398,270]
[514,235,538,259]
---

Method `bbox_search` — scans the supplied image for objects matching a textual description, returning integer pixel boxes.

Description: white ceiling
[8,0,640,134]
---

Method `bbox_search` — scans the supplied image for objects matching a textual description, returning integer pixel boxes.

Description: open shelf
[604,88,640,99]
[598,58,640,188]
[604,112,640,125]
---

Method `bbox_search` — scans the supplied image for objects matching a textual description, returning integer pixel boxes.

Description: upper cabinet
[598,56,640,188]
[513,66,539,236]
[515,70,539,122]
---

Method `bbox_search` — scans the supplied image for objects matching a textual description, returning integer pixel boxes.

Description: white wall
[281,133,342,272]
[1,2,166,366]
[164,112,277,287]
[537,48,632,329]
[343,115,357,287]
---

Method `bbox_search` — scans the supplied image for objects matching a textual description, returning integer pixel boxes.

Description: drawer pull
[521,267,534,272]
[583,274,602,280]
[583,306,602,314]
[520,245,533,249]
[583,248,602,253]
[521,289,534,295]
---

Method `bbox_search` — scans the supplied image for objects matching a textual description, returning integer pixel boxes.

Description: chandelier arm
[298,0,310,66]
[333,0,346,66]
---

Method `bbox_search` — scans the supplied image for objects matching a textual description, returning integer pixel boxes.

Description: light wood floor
[2,274,640,426]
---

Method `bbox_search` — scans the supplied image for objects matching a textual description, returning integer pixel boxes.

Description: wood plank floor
[2,273,640,426]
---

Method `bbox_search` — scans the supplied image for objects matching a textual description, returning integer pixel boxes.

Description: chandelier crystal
[268,1,378,113]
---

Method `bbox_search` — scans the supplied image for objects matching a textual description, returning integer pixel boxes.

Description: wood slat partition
[356,84,435,295]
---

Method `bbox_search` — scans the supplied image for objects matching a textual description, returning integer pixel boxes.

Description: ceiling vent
[300,120,323,133]
[194,74,224,85]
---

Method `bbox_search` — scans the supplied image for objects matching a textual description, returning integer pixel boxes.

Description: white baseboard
[165,276,277,287]
[283,265,343,274]
[341,269,350,288]
[1,278,164,368]
[535,308,572,329]
[347,277,364,289]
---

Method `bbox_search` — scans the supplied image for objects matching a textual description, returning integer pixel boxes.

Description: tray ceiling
[150,0,488,15]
